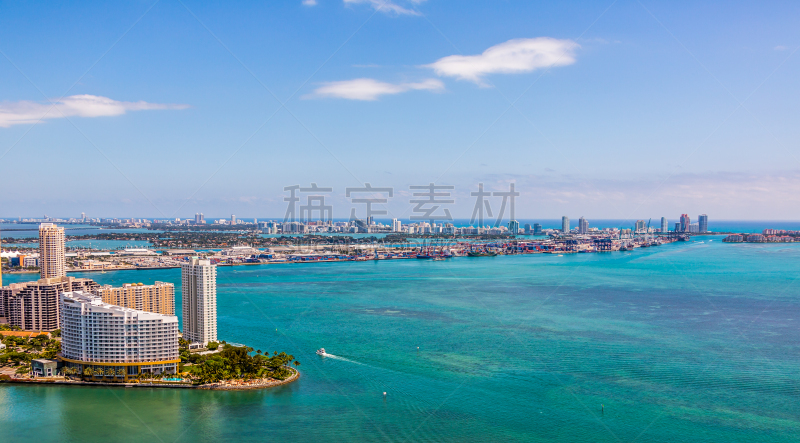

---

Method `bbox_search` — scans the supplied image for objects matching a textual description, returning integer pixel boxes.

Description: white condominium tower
[181,257,217,345]
[39,223,66,279]
[60,291,179,379]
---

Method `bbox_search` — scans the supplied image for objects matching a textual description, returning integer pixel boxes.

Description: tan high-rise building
[0,276,98,331]
[93,282,175,315]
[39,223,66,279]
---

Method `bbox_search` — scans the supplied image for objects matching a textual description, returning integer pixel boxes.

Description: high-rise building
[698,214,708,233]
[0,276,98,331]
[181,257,217,345]
[562,216,570,233]
[635,220,646,233]
[508,220,520,234]
[230,215,237,225]
[578,217,589,234]
[39,223,66,279]
[680,214,690,232]
[661,217,668,232]
[674,222,681,232]
[93,282,175,315]
[533,223,543,235]
[60,291,179,379]
[81,212,86,222]
[524,223,531,234]
[392,218,402,232]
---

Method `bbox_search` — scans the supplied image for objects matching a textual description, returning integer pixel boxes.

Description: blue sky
[1,0,799,221]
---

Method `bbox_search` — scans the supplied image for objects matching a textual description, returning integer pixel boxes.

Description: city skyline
[1,2,799,219]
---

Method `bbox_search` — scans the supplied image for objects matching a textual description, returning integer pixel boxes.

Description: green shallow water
[2,236,799,442]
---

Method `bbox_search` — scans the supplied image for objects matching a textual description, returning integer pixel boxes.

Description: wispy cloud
[774,45,788,51]
[425,37,579,85]
[302,0,317,6]
[305,78,443,100]
[0,94,189,128]
[343,0,423,16]
[476,170,800,219]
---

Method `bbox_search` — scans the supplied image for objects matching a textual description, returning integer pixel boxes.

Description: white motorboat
[316,348,326,356]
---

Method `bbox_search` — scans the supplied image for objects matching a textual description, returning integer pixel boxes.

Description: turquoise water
[1,236,799,442]
[1,240,152,250]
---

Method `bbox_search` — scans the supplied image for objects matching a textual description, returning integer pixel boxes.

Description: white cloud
[774,45,788,51]
[305,78,443,100]
[343,0,422,15]
[425,37,579,85]
[0,94,189,128]
[302,0,317,6]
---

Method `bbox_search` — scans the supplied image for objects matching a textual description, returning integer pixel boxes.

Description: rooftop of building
[0,330,49,338]
[62,291,178,322]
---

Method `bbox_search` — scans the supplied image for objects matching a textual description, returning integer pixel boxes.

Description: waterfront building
[635,220,646,233]
[93,282,175,315]
[0,276,98,331]
[181,257,217,345]
[509,220,520,234]
[533,223,543,235]
[562,216,570,233]
[661,217,668,233]
[698,214,708,233]
[39,223,66,279]
[392,218,402,232]
[32,358,58,377]
[60,291,179,379]
[680,214,690,232]
[689,223,700,233]
[578,217,589,234]
[524,224,531,234]
[723,234,744,242]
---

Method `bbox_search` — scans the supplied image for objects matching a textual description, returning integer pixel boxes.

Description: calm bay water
[1,236,799,442]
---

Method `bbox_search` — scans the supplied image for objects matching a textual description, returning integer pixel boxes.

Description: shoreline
[2,367,299,391]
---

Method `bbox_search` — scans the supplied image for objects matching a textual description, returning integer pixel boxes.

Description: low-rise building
[60,291,180,380]
[32,358,58,377]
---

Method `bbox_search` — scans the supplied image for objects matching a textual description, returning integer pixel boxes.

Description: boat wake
[317,349,364,365]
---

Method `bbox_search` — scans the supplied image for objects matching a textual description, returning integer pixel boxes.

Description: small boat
[316,348,326,356]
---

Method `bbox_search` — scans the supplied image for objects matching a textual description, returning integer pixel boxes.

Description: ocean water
[1,236,799,442]
[1,240,153,250]
[0,223,156,239]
